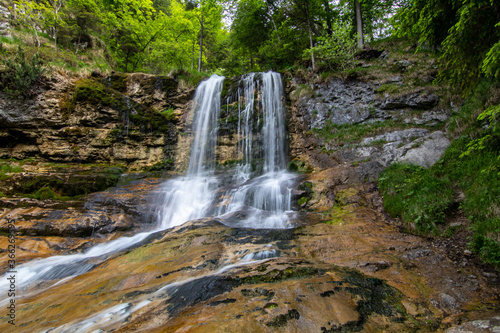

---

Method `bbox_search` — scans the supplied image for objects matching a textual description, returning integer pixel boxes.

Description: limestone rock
[379,91,439,110]
[398,131,451,168]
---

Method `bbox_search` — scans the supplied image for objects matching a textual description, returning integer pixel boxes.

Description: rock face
[287,75,451,175]
[0,176,164,265]
[0,72,195,170]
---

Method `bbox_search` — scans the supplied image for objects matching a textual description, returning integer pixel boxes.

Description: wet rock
[0,73,190,170]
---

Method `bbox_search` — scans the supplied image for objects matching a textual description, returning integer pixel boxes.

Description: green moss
[146,159,173,172]
[287,159,313,173]
[297,197,308,206]
[239,267,324,285]
[0,160,23,176]
[265,309,300,327]
[335,188,359,206]
[11,166,124,200]
[376,83,401,94]
[106,73,128,92]
[311,120,416,145]
[33,186,55,200]
[326,205,354,225]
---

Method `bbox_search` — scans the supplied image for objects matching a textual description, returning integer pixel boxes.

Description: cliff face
[0,72,194,170]
[286,62,452,178]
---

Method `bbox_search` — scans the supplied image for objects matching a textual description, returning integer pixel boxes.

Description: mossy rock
[335,188,361,206]
[11,168,124,199]
[69,78,177,134]
[105,73,128,93]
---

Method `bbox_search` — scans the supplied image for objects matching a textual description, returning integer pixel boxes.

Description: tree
[46,0,64,54]
[231,0,270,70]
[14,0,48,50]
[439,0,500,92]
[101,0,168,72]
[304,18,357,71]
[394,0,461,49]
[355,0,363,48]
[395,0,500,93]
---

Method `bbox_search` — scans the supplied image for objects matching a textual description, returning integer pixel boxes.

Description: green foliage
[1,46,44,97]
[161,108,176,121]
[460,104,500,163]
[379,80,500,266]
[376,83,400,94]
[311,120,414,145]
[438,0,500,93]
[297,197,308,206]
[304,20,357,71]
[395,0,500,93]
[394,0,460,49]
[482,34,500,79]
[437,136,500,267]
[378,163,454,234]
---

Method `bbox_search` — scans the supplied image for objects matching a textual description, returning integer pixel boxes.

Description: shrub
[1,46,44,98]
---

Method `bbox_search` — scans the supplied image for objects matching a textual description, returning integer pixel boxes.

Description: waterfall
[156,75,224,229]
[235,72,256,180]
[0,72,296,300]
[215,72,296,229]
[187,75,224,176]
[262,72,287,173]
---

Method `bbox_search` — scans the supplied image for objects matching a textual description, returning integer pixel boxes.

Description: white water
[0,72,296,303]
[46,247,280,333]
[216,72,296,228]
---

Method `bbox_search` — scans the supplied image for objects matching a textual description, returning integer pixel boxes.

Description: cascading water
[0,71,296,303]
[0,75,226,298]
[156,75,224,229]
[215,72,296,229]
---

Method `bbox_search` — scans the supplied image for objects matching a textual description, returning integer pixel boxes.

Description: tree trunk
[54,10,58,54]
[322,0,333,36]
[191,37,195,71]
[264,2,281,43]
[306,7,315,71]
[241,52,245,74]
[32,24,40,51]
[198,13,203,73]
[355,0,364,49]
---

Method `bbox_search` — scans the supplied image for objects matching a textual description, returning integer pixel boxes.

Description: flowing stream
[0,71,296,302]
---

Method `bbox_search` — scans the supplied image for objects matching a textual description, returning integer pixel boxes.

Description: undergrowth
[379,79,500,268]
[311,120,418,145]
